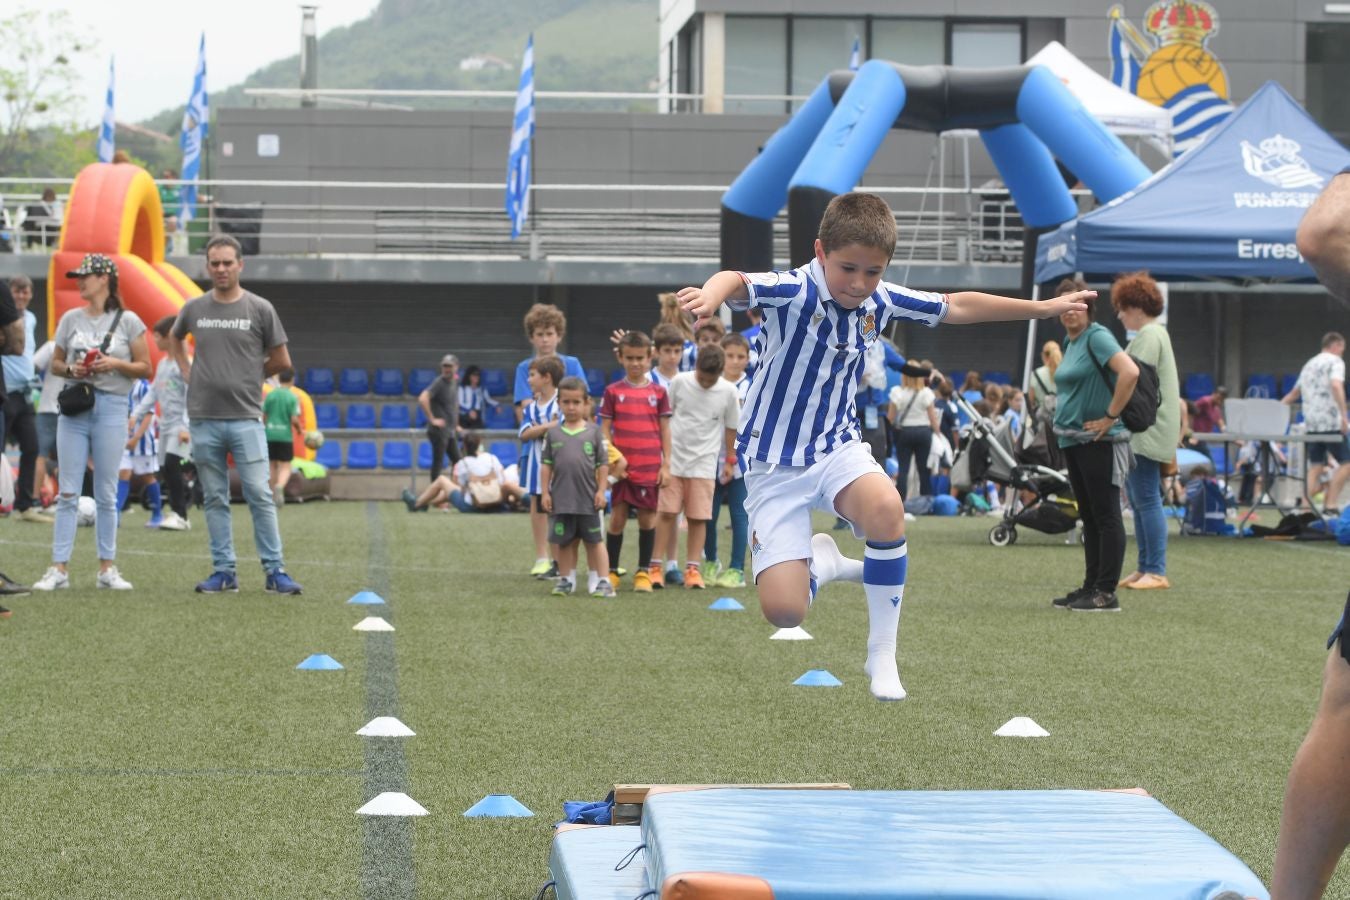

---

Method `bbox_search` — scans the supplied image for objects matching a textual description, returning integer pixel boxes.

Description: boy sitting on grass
[541,377,615,598]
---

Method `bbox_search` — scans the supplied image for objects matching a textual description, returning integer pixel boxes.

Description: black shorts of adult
[549,512,604,546]
[1326,590,1350,663]
[267,440,295,463]
[1307,432,1350,466]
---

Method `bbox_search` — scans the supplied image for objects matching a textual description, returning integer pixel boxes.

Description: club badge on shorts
[751,530,764,555]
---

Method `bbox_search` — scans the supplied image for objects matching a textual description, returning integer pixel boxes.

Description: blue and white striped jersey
[733,259,948,466]
[650,367,675,390]
[126,378,158,458]
[517,390,559,494]
[679,340,697,372]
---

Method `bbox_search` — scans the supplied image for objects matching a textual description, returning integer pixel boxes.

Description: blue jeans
[191,419,284,574]
[53,390,126,563]
[704,476,749,572]
[1125,455,1167,576]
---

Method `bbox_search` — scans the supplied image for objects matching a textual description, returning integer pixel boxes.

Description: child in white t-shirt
[703,332,752,587]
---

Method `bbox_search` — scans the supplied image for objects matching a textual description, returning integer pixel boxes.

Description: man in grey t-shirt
[169,235,302,595]
[418,353,461,483]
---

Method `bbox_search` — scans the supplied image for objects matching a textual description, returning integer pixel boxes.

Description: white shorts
[120,451,160,476]
[743,440,885,580]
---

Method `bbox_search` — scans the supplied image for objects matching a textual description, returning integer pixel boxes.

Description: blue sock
[116,479,130,517]
[145,482,162,518]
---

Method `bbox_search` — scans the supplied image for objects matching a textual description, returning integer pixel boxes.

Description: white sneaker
[32,566,69,591]
[158,512,190,531]
[96,566,133,590]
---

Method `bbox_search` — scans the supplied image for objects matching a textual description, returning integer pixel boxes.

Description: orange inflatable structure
[47,163,200,365]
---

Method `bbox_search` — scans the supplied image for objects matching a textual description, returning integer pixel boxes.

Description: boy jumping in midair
[678,192,1090,700]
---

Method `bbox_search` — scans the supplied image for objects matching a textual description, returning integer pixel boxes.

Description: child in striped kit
[517,354,563,577]
[678,192,1092,701]
[119,377,163,528]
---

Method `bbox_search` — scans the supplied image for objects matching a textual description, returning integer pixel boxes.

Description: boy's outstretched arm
[943,290,1094,325]
[677,272,751,324]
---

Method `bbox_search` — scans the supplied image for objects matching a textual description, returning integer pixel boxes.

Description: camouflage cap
[66,253,117,279]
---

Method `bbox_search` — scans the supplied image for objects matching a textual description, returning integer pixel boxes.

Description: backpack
[1182,478,1227,535]
[1087,337,1161,433]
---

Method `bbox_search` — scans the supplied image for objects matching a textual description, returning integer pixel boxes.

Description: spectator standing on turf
[1113,272,1180,593]
[518,355,563,577]
[1029,341,1061,413]
[134,315,192,531]
[4,275,51,523]
[1191,385,1227,434]
[35,254,151,592]
[0,281,34,613]
[1050,277,1139,613]
[169,234,302,595]
[703,332,752,588]
[888,362,938,501]
[541,376,615,597]
[418,354,461,485]
[1283,332,1348,515]
[1270,166,1350,900]
[654,344,738,591]
[32,339,63,505]
[263,369,303,507]
[601,331,670,593]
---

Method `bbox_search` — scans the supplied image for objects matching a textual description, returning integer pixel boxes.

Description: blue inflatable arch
[720,60,1152,271]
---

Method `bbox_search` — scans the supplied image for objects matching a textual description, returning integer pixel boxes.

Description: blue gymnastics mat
[547,825,647,900]
[636,789,1268,900]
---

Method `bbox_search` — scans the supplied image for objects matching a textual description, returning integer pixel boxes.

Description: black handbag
[57,309,123,416]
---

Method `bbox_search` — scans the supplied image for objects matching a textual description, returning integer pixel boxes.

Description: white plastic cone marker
[356,792,429,816]
[994,717,1050,737]
[357,717,416,737]
[770,626,813,641]
[353,616,395,632]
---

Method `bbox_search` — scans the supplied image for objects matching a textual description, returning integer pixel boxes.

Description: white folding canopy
[1025,41,1173,141]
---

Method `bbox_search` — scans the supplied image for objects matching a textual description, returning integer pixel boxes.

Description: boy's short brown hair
[529,354,565,386]
[617,330,652,352]
[694,318,726,341]
[523,303,566,339]
[696,344,725,375]
[277,368,295,383]
[818,192,897,258]
[153,314,178,337]
[650,324,684,350]
[720,332,750,351]
[557,375,588,398]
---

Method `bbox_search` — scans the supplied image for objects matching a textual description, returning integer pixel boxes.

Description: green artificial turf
[1,503,1346,898]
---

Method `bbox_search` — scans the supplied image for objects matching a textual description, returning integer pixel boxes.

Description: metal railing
[0,178,1049,265]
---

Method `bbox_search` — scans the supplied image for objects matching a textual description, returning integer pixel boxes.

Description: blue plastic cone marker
[708,596,744,611]
[296,653,344,670]
[348,591,386,605]
[463,794,534,818]
[793,669,842,687]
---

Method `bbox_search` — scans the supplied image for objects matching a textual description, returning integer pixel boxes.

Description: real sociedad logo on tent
[1233,134,1324,209]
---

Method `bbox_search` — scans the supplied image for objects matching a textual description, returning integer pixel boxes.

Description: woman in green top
[1049,278,1139,613]
[1113,273,1181,592]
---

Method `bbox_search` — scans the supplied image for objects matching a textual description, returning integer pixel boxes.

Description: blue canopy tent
[1036,81,1350,283]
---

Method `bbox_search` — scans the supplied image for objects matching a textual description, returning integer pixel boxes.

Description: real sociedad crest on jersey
[860,312,877,343]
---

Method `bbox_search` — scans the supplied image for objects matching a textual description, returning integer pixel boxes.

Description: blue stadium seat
[490,441,519,468]
[304,368,335,396]
[373,368,404,396]
[1246,373,1277,399]
[346,441,378,470]
[585,367,607,397]
[982,370,1011,385]
[314,442,342,469]
[339,368,370,396]
[381,441,412,469]
[484,404,516,430]
[481,367,509,397]
[314,403,341,430]
[345,403,376,429]
[414,406,429,428]
[417,441,449,471]
[407,367,436,395]
[1281,373,1299,397]
[379,405,411,429]
[1184,373,1215,401]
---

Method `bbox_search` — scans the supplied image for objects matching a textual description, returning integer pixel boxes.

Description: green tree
[0,8,93,176]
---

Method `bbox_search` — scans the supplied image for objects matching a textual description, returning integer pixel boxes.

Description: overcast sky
[54,0,379,126]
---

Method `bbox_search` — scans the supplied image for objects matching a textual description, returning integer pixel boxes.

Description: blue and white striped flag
[849,37,861,71]
[97,57,116,163]
[1166,84,1232,157]
[1107,16,1139,94]
[180,33,208,223]
[505,34,535,240]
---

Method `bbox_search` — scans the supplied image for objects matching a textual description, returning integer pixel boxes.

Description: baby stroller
[950,393,1079,547]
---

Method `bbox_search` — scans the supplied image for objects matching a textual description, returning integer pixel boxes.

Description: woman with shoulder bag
[34,254,152,591]
[1113,272,1181,591]
[1049,277,1139,613]
[887,361,939,501]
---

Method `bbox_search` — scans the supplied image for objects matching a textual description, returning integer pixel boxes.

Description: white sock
[565,570,576,591]
[665,560,680,573]
[862,538,908,701]
[810,533,864,587]
[587,570,600,593]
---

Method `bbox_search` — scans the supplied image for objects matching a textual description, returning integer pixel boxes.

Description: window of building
[871,19,944,68]
[1307,23,1350,143]
[949,22,1023,68]
[725,16,789,114]
[790,17,866,102]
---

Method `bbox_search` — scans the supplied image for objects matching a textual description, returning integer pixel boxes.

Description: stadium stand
[373,368,404,396]
[339,368,370,396]
[304,367,335,396]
